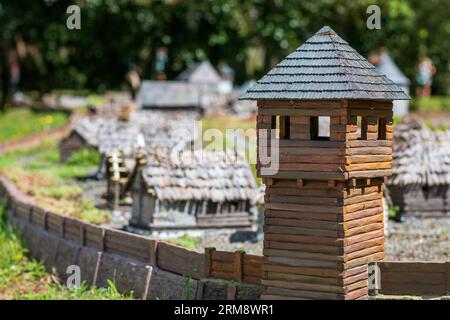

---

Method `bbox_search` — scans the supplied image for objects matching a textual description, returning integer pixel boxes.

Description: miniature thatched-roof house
[388,119,450,216]
[130,149,258,231]
[58,117,102,161]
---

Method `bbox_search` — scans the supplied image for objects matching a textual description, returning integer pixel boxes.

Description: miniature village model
[241,26,409,300]
[129,149,258,231]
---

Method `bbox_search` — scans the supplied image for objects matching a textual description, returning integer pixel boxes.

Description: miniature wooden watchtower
[241,26,409,300]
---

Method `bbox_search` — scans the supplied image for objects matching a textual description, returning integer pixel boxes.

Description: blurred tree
[0,0,449,110]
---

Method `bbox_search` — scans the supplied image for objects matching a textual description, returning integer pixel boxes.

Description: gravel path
[385,217,450,261]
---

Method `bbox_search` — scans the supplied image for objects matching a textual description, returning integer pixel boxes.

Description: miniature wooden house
[241,26,409,300]
[58,117,101,161]
[130,149,258,231]
[388,118,450,216]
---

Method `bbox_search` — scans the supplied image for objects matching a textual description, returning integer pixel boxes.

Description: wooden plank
[340,222,384,238]
[234,252,244,282]
[264,248,342,262]
[343,252,385,270]
[259,171,347,180]
[262,279,346,294]
[346,155,392,164]
[265,217,340,231]
[157,242,205,279]
[380,283,446,296]
[266,194,340,205]
[344,199,381,214]
[342,214,384,230]
[345,162,392,171]
[348,140,392,148]
[204,247,215,278]
[259,108,345,117]
[266,240,341,255]
[346,147,392,155]
[265,202,343,214]
[259,99,342,108]
[265,232,342,246]
[343,192,381,206]
[380,271,445,285]
[267,271,342,286]
[278,147,345,156]
[265,209,339,222]
[265,225,338,238]
[343,229,384,246]
[377,261,446,273]
[343,237,384,255]
[212,261,234,273]
[278,140,346,148]
[212,250,235,263]
[260,163,344,172]
[266,286,342,300]
[342,207,383,222]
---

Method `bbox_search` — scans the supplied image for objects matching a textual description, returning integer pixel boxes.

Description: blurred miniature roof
[142,149,257,202]
[376,51,410,86]
[241,26,410,101]
[72,117,103,147]
[176,61,222,84]
[137,81,214,109]
[69,111,198,157]
[389,118,450,187]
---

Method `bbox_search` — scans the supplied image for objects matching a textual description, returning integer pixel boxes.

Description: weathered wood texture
[206,248,262,285]
[257,99,393,300]
[376,261,450,296]
[257,100,393,180]
[261,178,385,299]
[0,175,260,285]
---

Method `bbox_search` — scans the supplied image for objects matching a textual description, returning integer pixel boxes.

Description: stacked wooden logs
[261,178,384,300]
[256,100,392,300]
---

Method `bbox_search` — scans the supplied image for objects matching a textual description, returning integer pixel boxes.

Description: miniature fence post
[60,216,66,238]
[204,247,215,278]
[446,262,450,295]
[43,210,48,230]
[150,240,159,266]
[233,251,244,282]
[79,223,85,246]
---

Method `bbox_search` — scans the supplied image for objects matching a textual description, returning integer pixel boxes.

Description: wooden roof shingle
[240,26,410,101]
[389,119,450,186]
[142,149,257,202]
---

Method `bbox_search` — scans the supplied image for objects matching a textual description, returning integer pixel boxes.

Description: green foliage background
[1,0,449,97]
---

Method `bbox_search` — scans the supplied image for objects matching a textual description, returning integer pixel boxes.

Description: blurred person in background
[126,63,141,100]
[416,56,436,97]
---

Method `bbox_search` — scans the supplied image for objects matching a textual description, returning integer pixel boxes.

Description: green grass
[410,96,450,113]
[3,167,110,225]
[22,143,101,179]
[0,140,100,179]
[167,234,201,251]
[0,141,108,225]
[0,108,68,143]
[0,202,133,300]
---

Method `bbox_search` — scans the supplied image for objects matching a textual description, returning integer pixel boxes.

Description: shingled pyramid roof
[241,26,410,101]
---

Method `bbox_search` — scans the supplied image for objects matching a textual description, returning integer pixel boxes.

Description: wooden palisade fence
[1,175,450,298]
